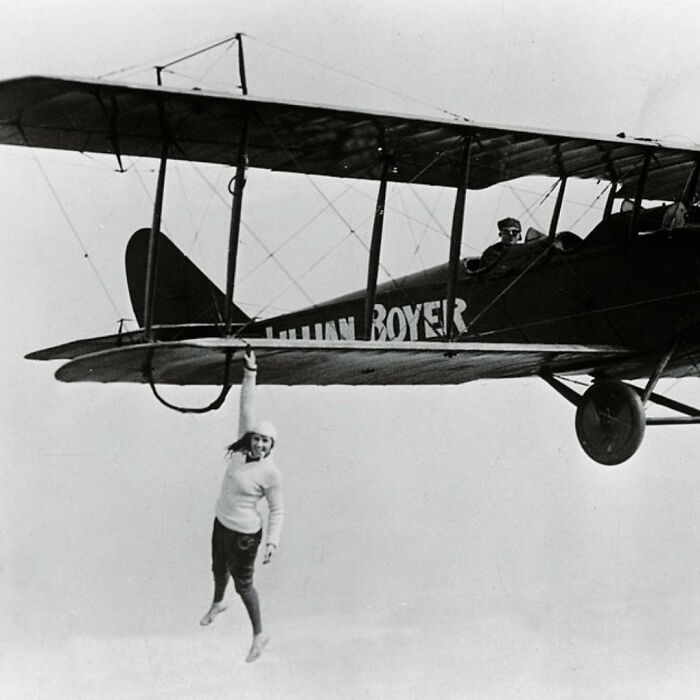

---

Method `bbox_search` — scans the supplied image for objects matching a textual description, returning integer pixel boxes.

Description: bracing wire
[407,185,449,240]
[568,182,612,229]
[173,164,199,241]
[399,188,444,281]
[256,109,457,286]
[505,179,558,231]
[182,132,459,320]
[31,151,122,319]
[245,33,470,121]
[97,33,240,80]
[345,182,449,240]
[185,163,318,307]
[250,227,362,319]
[239,178,365,283]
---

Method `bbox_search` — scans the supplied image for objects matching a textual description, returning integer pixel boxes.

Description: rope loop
[145,348,234,414]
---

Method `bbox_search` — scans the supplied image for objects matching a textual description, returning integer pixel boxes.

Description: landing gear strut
[575,380,645,465]
[542,361,700,466]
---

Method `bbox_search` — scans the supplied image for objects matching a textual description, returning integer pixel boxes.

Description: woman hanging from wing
[200,348,284,664]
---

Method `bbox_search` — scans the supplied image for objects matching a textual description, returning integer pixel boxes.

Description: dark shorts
[211,518,262,588]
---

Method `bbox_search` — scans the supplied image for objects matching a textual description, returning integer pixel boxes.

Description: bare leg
[235,579,269,662]
[200,572,230,626]
[237,584,262,636]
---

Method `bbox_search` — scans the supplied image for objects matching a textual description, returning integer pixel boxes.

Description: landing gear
[542,358,700,466]
[575,380,645,465]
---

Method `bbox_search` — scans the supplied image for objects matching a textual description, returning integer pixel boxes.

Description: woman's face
[249,433,273,459]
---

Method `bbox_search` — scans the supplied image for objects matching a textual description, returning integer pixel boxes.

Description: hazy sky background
[3,1,700,698]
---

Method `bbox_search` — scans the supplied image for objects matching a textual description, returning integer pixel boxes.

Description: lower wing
[38,337,634,386]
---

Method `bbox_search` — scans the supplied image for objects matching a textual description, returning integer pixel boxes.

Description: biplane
[4,73,700,465]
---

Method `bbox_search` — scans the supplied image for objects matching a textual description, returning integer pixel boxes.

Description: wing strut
[628,150,652,238]
[224,36,250,335]
[603,181,618,219]
[445,135,472,339]
[681,156,700,207]
[143,139,169,340]
[363,156,390,340]
[640,341,677,404]
[236,33,248,95]
[224,115,249,334]
[548,177,567,240]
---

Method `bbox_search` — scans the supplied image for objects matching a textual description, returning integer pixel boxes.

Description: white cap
[251,420,277,441]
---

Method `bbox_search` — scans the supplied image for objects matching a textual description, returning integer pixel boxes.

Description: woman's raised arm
[237,348,258,438]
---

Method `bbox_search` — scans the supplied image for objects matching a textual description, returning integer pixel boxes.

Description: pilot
[480,216,522,268]
[496,217,522,246]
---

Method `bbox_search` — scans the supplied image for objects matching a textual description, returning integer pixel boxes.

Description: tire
[575,380,645,465]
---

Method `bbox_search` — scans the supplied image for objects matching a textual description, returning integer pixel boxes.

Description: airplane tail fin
[125,229,251,328]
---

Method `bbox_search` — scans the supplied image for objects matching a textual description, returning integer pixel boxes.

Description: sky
[3,1,700,698]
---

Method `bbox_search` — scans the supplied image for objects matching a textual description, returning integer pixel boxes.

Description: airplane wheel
[575,380,645,465]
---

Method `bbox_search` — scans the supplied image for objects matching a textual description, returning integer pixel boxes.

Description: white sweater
[215,367,284,547]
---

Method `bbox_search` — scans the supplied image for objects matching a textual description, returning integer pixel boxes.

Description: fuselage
[258,211,700,352]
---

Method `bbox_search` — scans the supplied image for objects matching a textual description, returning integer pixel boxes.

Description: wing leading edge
[50,337,632,386]
[0,75,698,200]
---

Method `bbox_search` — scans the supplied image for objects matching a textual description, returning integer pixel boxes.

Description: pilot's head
[498,217,522,245]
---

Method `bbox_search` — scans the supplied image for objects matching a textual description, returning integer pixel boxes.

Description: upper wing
[48,337,633,386]
[0,75,698,199]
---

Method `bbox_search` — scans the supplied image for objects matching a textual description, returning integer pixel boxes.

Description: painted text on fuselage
[264,297,468,341]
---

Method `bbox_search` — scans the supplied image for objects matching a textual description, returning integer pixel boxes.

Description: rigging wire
[245,33,470,121]
[397,188,428,277]
[568,182,611,229]
[185,162,318,307]
[301,174,450,246]
[398,188,445,281]
[173,164,199,242]
[132,160,311,314]
[156,35,238,72]
[31,151,122,319]
[505,179,558,231]
[189,169,226,253]
[97,33,241,80]
[157,69,238,93]
[250,228,361,319]
[408,186,450,239]
[239,178,366,283]
[256,110,456,291]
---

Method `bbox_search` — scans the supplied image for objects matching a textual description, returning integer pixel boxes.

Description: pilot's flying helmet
[498,217,522,242]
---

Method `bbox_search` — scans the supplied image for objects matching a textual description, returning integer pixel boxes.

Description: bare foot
[245,633,269,662]
[199,602,228,626]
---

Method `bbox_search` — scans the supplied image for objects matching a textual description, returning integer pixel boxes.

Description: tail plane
[125,229,251,328]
